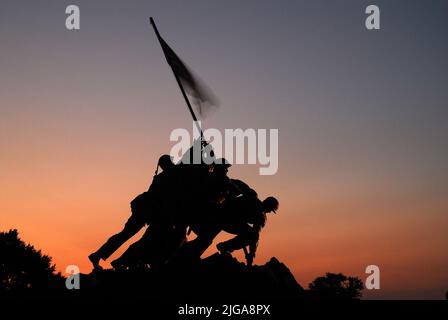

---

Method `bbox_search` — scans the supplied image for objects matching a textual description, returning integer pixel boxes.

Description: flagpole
[149,17,204,141]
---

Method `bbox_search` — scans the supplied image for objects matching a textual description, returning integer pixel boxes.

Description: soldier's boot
[110,257,127,271]
[216,235,246,254]
[88,252,103,271]
[216,242,233,254]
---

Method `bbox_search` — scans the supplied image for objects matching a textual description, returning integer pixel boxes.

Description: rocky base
[75,253,304,299]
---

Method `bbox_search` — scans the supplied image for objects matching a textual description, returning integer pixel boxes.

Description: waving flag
[150,18,219,118]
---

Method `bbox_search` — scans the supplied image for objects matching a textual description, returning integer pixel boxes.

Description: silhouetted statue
[88,154,176,270]
[88,143,279,270]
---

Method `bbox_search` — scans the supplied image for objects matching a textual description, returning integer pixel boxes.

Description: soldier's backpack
[130,191,152,216]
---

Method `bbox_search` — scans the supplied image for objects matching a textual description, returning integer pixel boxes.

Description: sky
[1,0,447,299]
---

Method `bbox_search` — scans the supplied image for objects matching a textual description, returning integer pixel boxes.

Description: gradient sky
[1,0,447,299]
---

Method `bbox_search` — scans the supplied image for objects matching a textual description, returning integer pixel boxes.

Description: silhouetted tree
[309,272,363,299]
[0,229,64,292]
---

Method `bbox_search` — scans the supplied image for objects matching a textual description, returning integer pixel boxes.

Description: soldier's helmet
[213,158,232,168]
[212,158,232,175]
[158,154,174,171]
[262,196,279,213]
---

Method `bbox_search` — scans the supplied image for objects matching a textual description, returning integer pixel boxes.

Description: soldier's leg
[217,224,258,253]
[188,232,218,257]
[145,225,188,268]
[172,225,220,262]
[156,225,188,266]
[111,225,152,269]
[89,213,145,268]
[112,224,186,269]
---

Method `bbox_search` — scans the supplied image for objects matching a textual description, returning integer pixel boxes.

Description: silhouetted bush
[0,229,63,292]
[308,272,363,299]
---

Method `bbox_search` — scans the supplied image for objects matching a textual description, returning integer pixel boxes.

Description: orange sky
[1,130,447,299]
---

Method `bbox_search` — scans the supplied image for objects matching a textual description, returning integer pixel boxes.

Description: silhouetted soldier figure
[108,143,215,269]
[169,158,233,263]
[88,155,175,270]
[217,195,279,266]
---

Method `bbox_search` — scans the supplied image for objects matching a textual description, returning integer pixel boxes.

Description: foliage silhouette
[308,272,364,299]
[0,229,63,292]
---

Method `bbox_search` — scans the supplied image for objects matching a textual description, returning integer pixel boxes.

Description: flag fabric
[157,33,219,117]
